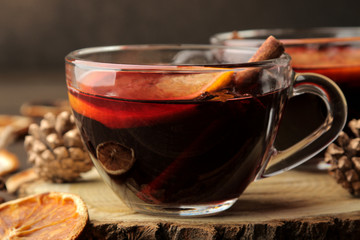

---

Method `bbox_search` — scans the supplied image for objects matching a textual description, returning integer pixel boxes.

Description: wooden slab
[21,168,360,239]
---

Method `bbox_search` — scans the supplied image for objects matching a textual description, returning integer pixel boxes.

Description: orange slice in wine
[77,70,234,100]
[69,69,234,128]
[96,141,135,175]
[0,192,88,240]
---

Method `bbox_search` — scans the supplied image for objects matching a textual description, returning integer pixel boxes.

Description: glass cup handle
[257,72,347,179]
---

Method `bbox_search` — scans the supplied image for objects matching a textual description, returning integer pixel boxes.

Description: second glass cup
[65,43,346,216]
[210,27,360,121]
[211,27,360,169]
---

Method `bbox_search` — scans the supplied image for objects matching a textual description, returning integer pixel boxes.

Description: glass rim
[65,44,291,72]
[210,26,360,46]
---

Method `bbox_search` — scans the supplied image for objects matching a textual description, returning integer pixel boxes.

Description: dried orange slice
[69,70,234,129]
[0,115,33,137]
[5,168,38,193]
[145,71,235,100]
[78,70,235,100]
[0,192,88,240]
[96,141,135,175]
[20,100,70,118]
[0,150,19,177]
[68,92,197,129]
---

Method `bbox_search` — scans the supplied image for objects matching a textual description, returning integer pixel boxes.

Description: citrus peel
[77,70,234,101]
[69,69,234,128]
[68,92,196,129]
[0,192,88,240]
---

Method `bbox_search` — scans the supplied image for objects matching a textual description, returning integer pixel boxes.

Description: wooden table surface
[21,168,360,240]
[2,72,360,239]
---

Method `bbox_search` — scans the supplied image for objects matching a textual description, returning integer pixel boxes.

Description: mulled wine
[68,81,289,205]
[211,27,360,122]
[65,43,347,216]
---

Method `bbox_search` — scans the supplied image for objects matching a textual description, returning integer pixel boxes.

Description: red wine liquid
[69,87,289,205]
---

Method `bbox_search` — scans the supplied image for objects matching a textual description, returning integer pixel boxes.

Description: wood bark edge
[79,212,360,240]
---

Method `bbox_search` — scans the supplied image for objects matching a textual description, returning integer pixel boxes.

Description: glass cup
[211,27,359,170]
[210,27,360,120]
[65,44,346,216]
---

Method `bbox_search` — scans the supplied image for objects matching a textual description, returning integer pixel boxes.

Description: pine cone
[325,119,360,197]
[24,111,93,183]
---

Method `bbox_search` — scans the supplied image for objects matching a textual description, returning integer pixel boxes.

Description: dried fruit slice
[0,150,19,177]
[78,70,235,100]
[68,92,197,129]
[0,192,88,240]
[5,168,38,193]
[20,100,70,117]
[0,115,33,137]
[96,141,135,175]
[69,70,234,129]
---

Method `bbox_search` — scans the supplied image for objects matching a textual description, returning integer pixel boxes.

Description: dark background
[1,0,360,72]
[0,0,357,169]
[0,0,359,114]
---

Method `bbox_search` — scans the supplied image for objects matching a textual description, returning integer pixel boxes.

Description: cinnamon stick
[234,35,285,92]
[248,35,284,62]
